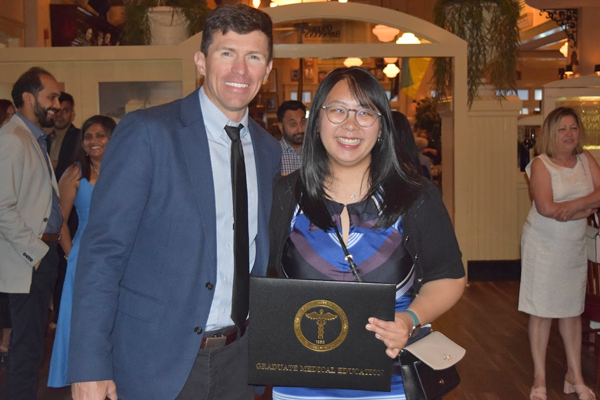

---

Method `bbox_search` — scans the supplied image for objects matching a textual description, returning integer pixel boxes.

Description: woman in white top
[519,107,599,400]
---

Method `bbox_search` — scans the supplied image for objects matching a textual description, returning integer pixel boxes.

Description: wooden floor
[2,281,600,399]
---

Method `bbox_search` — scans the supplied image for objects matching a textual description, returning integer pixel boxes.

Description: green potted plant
[432,0,521,107]
[123,0,209,45]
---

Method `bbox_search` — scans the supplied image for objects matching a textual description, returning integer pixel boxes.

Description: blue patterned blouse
[273,195,414,400]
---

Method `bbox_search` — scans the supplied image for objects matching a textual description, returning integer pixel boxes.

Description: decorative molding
[541,8,578,49]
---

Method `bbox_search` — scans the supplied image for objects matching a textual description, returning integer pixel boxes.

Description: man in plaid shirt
[277,100,306,175]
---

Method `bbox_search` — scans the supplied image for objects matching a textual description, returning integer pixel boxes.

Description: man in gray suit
[0,67,62,400]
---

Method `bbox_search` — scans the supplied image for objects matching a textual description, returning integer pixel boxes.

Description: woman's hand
[552,199,583,221]
[553,200,596,221]
[365,315,410,359]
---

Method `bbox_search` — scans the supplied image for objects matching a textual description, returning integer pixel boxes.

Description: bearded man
[0,67,62,400]
[277,100,306,175]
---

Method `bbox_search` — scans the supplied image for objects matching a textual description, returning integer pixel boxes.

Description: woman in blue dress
[268,67,466,400]
[48,115,116,387]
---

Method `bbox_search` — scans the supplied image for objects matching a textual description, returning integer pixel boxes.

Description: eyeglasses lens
[325,106,378,127]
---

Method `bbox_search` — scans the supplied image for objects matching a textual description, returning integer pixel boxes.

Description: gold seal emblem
[294,299,348,352]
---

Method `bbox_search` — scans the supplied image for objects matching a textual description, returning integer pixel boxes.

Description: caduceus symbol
[305,309,338,339]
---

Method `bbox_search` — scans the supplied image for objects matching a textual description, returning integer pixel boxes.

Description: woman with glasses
[267,67,466,399]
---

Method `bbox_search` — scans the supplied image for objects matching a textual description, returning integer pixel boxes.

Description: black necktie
[225,124,249,330]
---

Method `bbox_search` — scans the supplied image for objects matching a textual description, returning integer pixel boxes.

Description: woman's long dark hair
[298,67,423,230]
[76,115,116,181]
[392,110,421,175]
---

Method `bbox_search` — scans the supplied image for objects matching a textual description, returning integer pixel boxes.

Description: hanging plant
[123,0,209,45]
[432,0,521,107]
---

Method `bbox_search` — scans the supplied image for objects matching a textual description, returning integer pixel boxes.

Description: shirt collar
[16,113,46,140]
[199,86,249,140]
[280,138,301,154]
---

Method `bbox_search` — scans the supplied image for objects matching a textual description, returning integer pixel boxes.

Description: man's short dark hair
[277,101,306,123]
[11,67,53,109]
[201,4,273,61]
[59,92,75,107]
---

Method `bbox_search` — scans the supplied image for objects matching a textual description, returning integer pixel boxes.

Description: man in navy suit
[67,5,281,400]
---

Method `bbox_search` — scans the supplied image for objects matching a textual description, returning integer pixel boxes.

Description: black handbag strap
[332,224,363,282]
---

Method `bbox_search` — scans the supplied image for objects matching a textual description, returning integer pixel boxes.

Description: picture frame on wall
[264,94,279,112]
[291,69,300,82]
[263,68,277,93]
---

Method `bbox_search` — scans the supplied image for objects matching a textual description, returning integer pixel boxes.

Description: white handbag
[586,213,600,263]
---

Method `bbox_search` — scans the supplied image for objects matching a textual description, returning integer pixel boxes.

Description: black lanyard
[332,224,364,283]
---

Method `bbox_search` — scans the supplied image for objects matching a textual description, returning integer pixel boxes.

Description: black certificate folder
[248,277,396,391]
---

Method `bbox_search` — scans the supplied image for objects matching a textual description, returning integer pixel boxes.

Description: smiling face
[31,74,61,128]
[82,123,110,160]
[194,30,272,122]
[555,114,580,155]
[319,79,381,173]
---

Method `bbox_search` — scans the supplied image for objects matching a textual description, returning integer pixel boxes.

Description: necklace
[337,183,364,202]
[91,163,100,174]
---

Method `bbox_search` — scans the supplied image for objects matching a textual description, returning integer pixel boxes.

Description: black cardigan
[267,172,465,296]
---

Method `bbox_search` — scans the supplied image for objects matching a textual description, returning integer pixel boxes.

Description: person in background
[416,128,440,165]
[268,67,465,400]
[391,110,429,179]
[0,67,62,400]
[519,107,598,400]
[48,115,116,388]
[277,100,306,175]
[0,99,16,360]
[48,92,81,179]
[414,137,432,180]
[67,5,281,400]
[0,99,15,127]
[47,92,81,329]
[267,123,282,141]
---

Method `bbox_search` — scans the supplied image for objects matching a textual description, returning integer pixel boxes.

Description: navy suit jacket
[67,89,281,400]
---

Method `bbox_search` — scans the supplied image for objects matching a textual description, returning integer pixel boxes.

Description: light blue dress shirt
[199,87,258,331]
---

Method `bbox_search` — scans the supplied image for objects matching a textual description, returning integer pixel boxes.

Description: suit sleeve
[0,132,48,266]
[67,111,153,382]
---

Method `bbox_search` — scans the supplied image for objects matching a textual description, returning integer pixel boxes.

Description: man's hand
[72,380,117,400]
[33,261,41,270]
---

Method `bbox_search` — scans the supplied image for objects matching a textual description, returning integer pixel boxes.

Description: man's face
[194,30,272,122]
[54,101,75,130]
[280,108,306,147]
[31,74,61,128]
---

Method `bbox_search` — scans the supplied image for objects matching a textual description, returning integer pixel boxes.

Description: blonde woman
[519,107,599,400]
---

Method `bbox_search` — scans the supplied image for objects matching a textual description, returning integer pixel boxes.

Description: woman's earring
[377,136,382,144]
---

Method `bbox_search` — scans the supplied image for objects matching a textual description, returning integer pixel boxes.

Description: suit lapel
[248,119,272,275]
[15,116,58,193]
[177,90,217,263]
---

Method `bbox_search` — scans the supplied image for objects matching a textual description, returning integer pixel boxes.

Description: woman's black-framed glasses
[322,105,381,128]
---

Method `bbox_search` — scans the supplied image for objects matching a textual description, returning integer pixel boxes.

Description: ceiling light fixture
[383,63,400,79]
[372,25,400,43]
[343,57,363,68]
[396,32,420,44]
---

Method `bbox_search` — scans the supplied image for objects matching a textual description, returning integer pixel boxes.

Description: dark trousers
[5,242,58,400]
[175,332,254,400]
[52,249,67,324]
